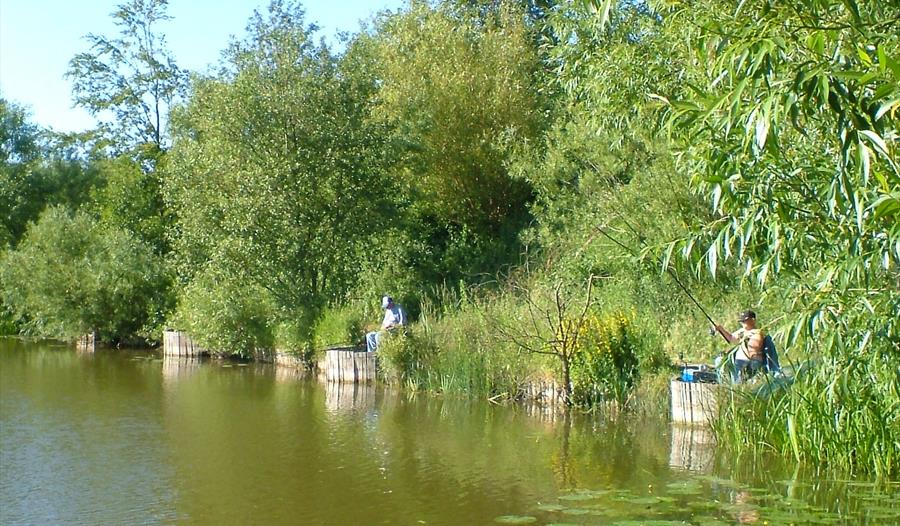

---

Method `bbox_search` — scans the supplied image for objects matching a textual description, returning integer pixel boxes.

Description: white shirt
[381,305,406,329]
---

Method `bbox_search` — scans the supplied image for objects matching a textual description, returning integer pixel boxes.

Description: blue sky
[0,0,405,133]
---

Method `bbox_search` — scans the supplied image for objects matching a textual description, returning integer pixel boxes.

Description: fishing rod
[593,223,730,343]
[567,158,731,341]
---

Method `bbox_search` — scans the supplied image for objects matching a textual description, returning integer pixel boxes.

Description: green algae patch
[494,515,537,524]
[692,517,730,526]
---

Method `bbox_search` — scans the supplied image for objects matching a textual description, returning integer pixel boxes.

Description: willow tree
[540,0,898,473]
[655,0,899,475]
[165,2,393,351]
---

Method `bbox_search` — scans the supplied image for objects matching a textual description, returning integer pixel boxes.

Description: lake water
[1,338,896,525]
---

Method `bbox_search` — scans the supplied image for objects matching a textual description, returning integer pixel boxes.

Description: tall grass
[377,289,546,399]
[711,351,899,478]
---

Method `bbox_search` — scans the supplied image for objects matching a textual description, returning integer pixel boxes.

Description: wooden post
[162,330,208,358]
[670,379,719,425]
[76,330,97,352]
[322,348,375,383]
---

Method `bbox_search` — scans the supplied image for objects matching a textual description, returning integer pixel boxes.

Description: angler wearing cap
[365,295,407,353]
[715,310,768,383]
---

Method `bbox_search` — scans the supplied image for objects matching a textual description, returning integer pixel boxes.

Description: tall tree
[66,0,187,154]
[371,1,546,235]
[0,100,101,248]
[0,99,42,247]
[165,1,394,345]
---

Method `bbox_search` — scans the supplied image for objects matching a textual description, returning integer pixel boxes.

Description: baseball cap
[738,310,756,322]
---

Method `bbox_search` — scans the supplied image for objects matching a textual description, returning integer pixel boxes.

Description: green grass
[711,351,899,478]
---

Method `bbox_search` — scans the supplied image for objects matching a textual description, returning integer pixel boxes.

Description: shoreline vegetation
[1,0,897,477]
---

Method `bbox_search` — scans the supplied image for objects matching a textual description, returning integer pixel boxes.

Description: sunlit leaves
[165,2,394,349]
[371,2,543,233]
[0,207,171,341]
[654,0,899,351]
[66,0,187,152]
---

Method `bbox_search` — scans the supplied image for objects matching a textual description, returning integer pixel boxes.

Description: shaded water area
[1,339,897,525]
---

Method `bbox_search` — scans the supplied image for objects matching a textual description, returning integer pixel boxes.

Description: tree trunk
[560,353,572,404]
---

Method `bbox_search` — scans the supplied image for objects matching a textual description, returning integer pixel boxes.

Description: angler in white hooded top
[365,295,407,353]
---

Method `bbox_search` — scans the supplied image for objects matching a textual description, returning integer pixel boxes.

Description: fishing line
[593,223,728,342]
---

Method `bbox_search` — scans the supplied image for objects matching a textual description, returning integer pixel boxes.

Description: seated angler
[365,295,407,353]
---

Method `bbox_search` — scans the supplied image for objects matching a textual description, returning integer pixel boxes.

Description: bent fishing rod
[593,223,730,343]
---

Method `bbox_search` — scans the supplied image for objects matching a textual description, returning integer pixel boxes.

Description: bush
[174,268,274,358]
[376,328,431,385]
[0,304,17,335]
[312,304,367,351]
[273,311,317,362]
[0,206,172,342]
[570,311,641,406]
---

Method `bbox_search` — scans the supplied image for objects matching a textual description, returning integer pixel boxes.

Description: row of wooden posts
[161,330,377,384]
[82,330,719,424]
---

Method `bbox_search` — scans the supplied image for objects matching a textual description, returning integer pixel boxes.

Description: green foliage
[371,1,544,235]
[312,304,367,350]
[4,0,894,478]
[66,0,187,150]
[0,206,171,342]
[173,266,275,358]
[652,0,899,342]
[377,293,538,398]
[165,1,392,314]
[92,155,170,254]
[569,311,640,406]
[649,0,900,474]
[376,329,429,385]
[1,99,44,246]
[0,309,16,336]
[714,352,900,477]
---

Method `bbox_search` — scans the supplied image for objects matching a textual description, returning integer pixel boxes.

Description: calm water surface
[1,339,896,525]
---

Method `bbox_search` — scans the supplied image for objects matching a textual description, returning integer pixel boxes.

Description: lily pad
[664,481,703,495]
[615,496,672,506]
[560,508,591,516]
[559,493,600,502]
[535,504,565,512]
[686,500,720,512]
[494,515,537,524]
[611,521,688,526]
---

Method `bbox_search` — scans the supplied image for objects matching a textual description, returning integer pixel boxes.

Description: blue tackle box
[681,365,718,383]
